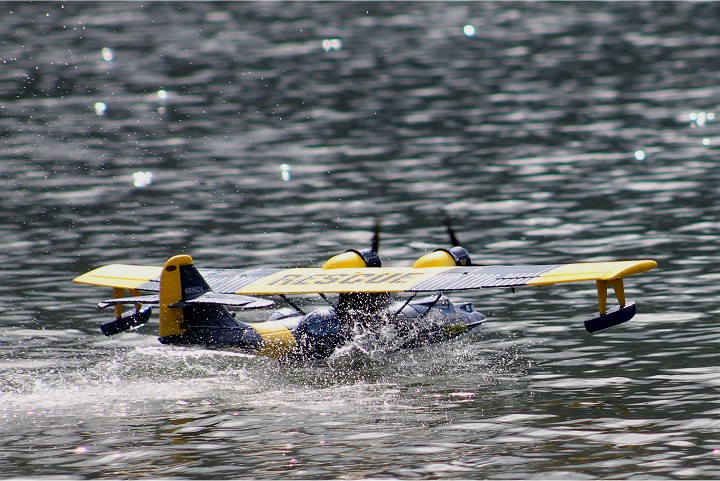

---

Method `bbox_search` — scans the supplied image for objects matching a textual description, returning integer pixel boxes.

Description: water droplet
[133,171,154,188]
[280,163,291,181]
[74,445,89,454]
[322,39,342,51]
[634,150,646,161]
[94,102,106,116]
[689,111,712,127]
[101,47,113,62]
[463,25,476,37]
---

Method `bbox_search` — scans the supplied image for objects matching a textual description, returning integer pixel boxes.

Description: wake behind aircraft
[73,223,657,361]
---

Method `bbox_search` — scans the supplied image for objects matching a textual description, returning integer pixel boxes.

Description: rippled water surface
[3,2,720,479]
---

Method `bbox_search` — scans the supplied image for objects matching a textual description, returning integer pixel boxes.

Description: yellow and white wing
[75,260,656,295]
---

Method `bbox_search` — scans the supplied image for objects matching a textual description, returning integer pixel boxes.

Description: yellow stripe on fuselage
[526,260,657,286]
[251,321,298,358]
[234,267,449,295]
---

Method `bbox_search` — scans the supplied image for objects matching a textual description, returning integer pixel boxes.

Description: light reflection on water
[2,1,720,479]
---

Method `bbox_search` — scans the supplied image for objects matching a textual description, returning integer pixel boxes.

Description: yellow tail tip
[163,255,194,271]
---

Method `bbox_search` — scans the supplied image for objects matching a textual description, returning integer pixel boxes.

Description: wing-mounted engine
[319,221,392,331]
[412,246,471,268]
[322,248,381,269]
[322,220,382,269]
[413,217,473,268]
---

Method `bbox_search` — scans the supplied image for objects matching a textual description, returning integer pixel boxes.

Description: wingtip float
[74,242,657,361]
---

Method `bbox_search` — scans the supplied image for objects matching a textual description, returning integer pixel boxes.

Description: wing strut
[596,278,625,315]
[101,287,152,336]
[113,287,124,319]
[318,293,334,308]
[586,278,635,333]
[280,294,306,315]
[417,293,443,322]
[389,292,418,323]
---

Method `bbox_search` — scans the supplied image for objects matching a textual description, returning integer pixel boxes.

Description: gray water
[2,2,720,479]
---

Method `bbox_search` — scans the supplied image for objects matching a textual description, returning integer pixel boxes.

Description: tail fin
[160,255,246,338]
[158,254,246,337]
[158,255,193,338]
[156,255,270,349]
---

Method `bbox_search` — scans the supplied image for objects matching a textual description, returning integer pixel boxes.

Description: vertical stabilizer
[157,255,263,349]
[158,255,193,337]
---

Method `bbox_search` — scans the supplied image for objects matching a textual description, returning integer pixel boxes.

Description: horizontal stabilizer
[170,292,274,309]
[98,295,160,308]
[99,293,273,310]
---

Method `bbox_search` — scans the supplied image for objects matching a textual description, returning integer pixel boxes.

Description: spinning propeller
[443,216,475,266]
[371,218,380,255]
[445,216,462,248]
[321,219,382,269]
[323,217,476,269]
[411,216,473,268]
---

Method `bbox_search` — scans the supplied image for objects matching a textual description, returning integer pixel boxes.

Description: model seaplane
[73,223,657,361]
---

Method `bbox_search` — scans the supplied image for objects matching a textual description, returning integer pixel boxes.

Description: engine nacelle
[322,248,381,269]
[412,246,472,268]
